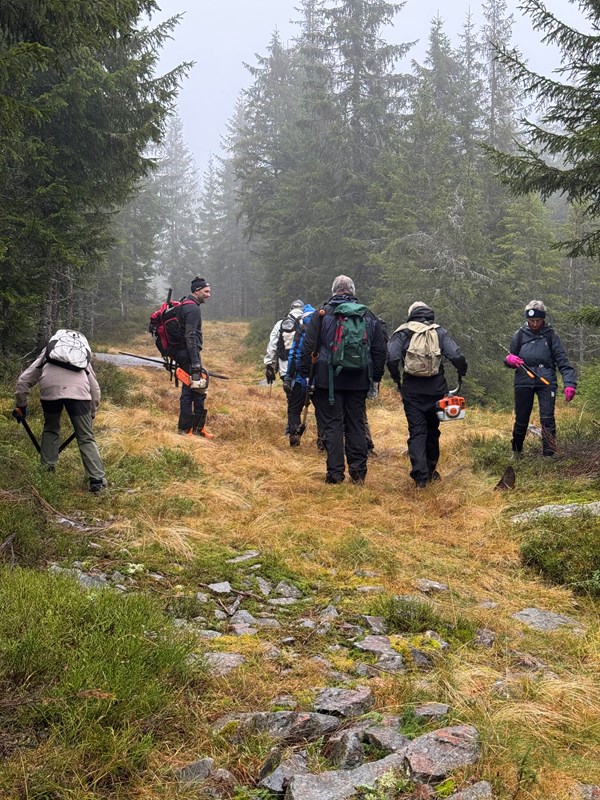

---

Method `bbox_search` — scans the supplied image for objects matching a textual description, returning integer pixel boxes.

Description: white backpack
[45,329,92,371]
[396,321,441,377]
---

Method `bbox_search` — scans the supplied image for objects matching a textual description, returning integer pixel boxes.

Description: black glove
[190,363,202,382]
[282,378,292,397]
[265,364,276,384]
[12,406,28,422]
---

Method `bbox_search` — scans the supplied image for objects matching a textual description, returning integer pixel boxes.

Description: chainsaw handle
[448,375,462,397]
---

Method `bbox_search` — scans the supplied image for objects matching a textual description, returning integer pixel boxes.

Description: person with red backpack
[299,275,386,484]
[172,277,213,438]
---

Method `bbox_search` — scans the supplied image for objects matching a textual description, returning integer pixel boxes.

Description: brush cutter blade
[494,465,516,491]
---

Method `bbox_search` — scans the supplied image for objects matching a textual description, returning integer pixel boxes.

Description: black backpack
[276,313,302,361]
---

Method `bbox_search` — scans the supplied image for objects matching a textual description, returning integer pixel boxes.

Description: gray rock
[362,615,387,635]
[110,570,125,583]
[475,628,495,648]
[354,635,395,655]
[410,647,434,670]
[320,605,340,622]
[284,753,405,799]
[405,725,480,781]
[577,785,600,799]
[198,629,223,639]
[269,597,299,607]
[477,600,498,609]
[512,607,584,632]
[213,609,228,621]
[271,694,298,710]
[177,757,214,783]
[230,623,258,636]
[313,687,374,718]
[511,501,600,523]
[218,711,340,744]
[226,550,260,563]
[354,569,380,577]
[339,623,366,638]
[77,572,109,589]
[275,580,303,599]
[356,585,386,594]
[373,652,406,675]
[424,630,450,650]
[415,578,449,593]
[204,652,246,676]
[297,619,318,629]
[363,726,409,754]
[208,581,232,594]
[446,782,493,799]
[255,617,281,628]
[196,591,210,603]
[256,577,272,596]
[414,702,450,720]
[259,752,309,793]
[325,730,365,769]
[230,610,258,625]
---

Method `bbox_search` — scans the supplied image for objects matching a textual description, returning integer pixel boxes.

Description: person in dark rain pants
[283,304,315,446]
[299,275,386,484]
[387,301,467,489]
[505,300,576,457]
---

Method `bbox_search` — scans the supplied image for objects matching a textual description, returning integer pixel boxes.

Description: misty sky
[153,0,586,176]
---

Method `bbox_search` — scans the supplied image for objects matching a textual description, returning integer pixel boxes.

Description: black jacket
[387,307,467,398]
[299,294,387,391]
[175,295,202,368]
[507,323,576,390]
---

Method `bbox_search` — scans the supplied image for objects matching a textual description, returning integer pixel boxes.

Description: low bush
[93,359,140,406]
[368,595,477,644]
[520,513,600,597]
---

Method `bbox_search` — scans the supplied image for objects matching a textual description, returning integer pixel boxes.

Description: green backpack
[328,302,371,403]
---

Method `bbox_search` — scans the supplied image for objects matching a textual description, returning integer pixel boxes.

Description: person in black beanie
[387,301,467,489]
[173,276,213,438]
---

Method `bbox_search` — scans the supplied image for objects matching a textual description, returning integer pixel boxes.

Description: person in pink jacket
[14,330,106,493]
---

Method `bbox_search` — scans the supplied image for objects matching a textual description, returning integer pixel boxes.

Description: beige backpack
[396,321,441,377]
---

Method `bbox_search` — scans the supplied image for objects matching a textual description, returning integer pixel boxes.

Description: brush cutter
[13,408,77,454]
[436,377,466,422]
[118,352,229,380]
[497,343,550,386]
[296,309,325,439]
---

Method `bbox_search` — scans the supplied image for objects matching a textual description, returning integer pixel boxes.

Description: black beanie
[191,276,209,292]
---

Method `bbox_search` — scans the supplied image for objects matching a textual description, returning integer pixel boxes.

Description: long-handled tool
[118,352,229,380]
[297,309,325,438]
[14,409,76,454]
[498,343,550,385]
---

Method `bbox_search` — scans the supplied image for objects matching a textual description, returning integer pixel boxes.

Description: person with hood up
[505,300,576,457]
[283,303,315,446]
[299,275,386,484]
[263,300,305,386]
[387,301,467,489]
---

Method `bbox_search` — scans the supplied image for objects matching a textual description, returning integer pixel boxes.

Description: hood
[407,306,434,324]
[328,293,358,307]
[289,307,304,319]
[301,303,315,324]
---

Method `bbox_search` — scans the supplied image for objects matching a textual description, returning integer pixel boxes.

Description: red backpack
[149,292,195,357]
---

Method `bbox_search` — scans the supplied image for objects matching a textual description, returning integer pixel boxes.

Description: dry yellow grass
[90,321,600,798]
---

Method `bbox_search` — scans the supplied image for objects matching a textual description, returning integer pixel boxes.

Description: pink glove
[506,353,525,368]
[564,386,576,402]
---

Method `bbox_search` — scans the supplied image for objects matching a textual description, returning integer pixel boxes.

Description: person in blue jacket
[505,300,576,457]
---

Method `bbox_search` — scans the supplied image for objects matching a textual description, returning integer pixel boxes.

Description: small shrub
[577,362,600,416]
[520,513,600,597]
[93,359,140,406]
[369,595,477,645]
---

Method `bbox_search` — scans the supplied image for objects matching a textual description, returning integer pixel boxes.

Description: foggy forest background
[2,0,600,402]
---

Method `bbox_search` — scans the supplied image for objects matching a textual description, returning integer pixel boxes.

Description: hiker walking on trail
[387,302,467,489]
[13,329,106,493]
[505,300,576,457]
[173,276,213,438]
[299,275,386,484]
[283,304,315,446]
[264,300,305,387]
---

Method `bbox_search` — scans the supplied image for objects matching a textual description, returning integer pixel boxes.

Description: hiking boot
[429,470,441,482]
[89,479,106,494]
[178,428,193,436]
[511,450,523,461]
[196,427,215,439]
[350,475,365,485]
[415,480,428,489]
[289,434,301,447]
[325,474,344,484]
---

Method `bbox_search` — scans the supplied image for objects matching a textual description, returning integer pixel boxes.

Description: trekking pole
[497,343,551,386]
[297,309,325,438]
[17,414,41,454]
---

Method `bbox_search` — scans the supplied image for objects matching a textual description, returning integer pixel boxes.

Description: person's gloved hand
[12,406,28,422]
[368,382,380,400]
[265,364,276,384]
[282,378,292,397]
[564,386,576,402]
[506,354,525,368]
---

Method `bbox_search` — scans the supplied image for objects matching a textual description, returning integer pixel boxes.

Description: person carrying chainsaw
[13,330,106,493]
[263,299,305,387]
[173,276,213,438]
[299,275,386,484]
[387,302,467,489]
[505,300,576,457]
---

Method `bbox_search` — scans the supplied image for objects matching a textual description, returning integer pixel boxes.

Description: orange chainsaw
[436,377,466,422]
[175,366,209,393]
